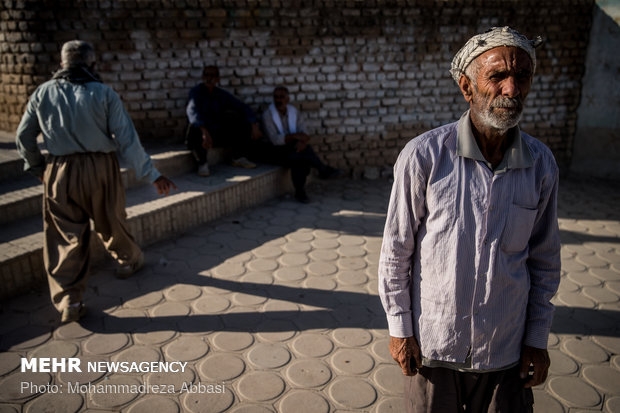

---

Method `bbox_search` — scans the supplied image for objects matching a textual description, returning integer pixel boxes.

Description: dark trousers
[185,110,252,164]
[404,365,534,413]
[257,142,328,196]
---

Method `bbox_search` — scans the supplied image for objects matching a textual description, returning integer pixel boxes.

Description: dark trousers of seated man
[185,109,252,165]
[261,142,329,198]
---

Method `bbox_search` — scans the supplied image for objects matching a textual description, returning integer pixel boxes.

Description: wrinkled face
[466,46,533,131]
[273,89,290,112]
[202,66,220,91]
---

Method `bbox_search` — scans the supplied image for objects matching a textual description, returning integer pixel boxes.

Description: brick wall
[0,0,593,174]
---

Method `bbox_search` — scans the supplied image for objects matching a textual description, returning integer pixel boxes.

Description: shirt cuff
[147,169,162,184]
[523,325,551,349]
[386,313,414,338]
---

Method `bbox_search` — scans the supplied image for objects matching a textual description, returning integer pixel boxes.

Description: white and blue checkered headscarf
[450,26,543,84]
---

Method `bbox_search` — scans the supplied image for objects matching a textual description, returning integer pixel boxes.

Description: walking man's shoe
[116,252,145,279]
[61,302,86,324]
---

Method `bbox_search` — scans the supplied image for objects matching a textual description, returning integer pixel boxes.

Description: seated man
[186,65,262,176]
[261,86,338,203]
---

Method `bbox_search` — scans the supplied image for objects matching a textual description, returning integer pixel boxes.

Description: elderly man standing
[15,40,176,323]
[378,27,560,412]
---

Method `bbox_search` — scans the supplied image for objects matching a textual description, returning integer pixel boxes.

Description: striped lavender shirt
[379,111,561,371]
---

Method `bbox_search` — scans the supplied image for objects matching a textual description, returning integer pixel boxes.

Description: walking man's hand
[153,176,177,196]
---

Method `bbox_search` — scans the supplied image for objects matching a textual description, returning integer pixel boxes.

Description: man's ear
[458,75,474,103]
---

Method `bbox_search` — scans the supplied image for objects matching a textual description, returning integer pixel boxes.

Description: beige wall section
[571,1,620,179]
[0,1,594,175]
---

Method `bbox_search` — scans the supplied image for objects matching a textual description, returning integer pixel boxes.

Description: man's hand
[153,176,177,196]
[201,128,213,149]
[251,123,263,140]
[389,336,422,376]
[519,345,550,388]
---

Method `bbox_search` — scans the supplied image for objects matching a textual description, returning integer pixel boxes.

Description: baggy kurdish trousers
[43,152,142,311]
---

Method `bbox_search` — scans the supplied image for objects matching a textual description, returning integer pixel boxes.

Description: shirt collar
[456,110,533,173]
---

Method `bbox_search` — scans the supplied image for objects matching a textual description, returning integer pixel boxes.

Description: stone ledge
[0,149,196,225]
[0,165,290,300]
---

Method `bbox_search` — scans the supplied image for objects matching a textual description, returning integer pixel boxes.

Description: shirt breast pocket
[501,205,538,253]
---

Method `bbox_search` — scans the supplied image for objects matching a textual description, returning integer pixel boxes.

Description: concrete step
[0,147,197,224]
[0,138,292,300]
[0,161,292,300]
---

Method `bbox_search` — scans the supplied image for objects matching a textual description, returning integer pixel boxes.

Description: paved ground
[0,176,619,412]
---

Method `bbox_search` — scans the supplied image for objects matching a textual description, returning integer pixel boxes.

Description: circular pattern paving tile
[279,253,310,267]
[192,295,231,314]
[145,367,195,393]
[89,376,141,408]
[548,349,578,376]
[165,284,202,301]
[582,365,620,394]
[311,238,340,249]
[0,372,52,402]
[285,360,332,388]
[332,328,373,347]
[531,390,565,413]
[548,376,601,408]
[372,364,403,394]
[329,377,377,409]
[336,270,369,286]
[126,396,179,413]
[0,352,21,376]
[375,397,407,413]
[150,302,191,317]
[247,343,291,369]
[308,249,339,261]
[112,346,161,368]
[123,291,164,308]
[198,354,246,381]
[331,349,375,375]
[230,405,274,413]
[306,262,338,277]
[256,319,297,342]
[212,332,254,352]
[25,392,83,413]
[164,336,209,362]
[182,386,234,413]
[561,338,609,364]
[292,334,334,358]
[279,390,329,413]
[84,333,129,355]
[133,322,177,345]
[247,259,278,272]
[274,267,306,282]
[303,276,337,290]
[237,371,285,402]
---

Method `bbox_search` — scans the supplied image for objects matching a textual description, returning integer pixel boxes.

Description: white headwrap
[450,26,543,84]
